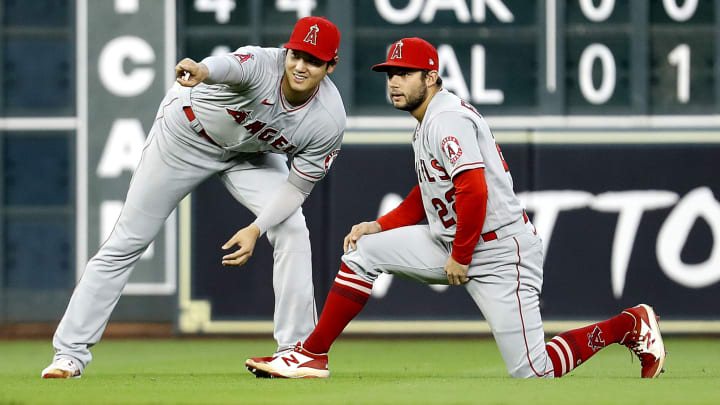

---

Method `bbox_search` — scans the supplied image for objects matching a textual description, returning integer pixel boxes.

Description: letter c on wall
[98,36,156,97]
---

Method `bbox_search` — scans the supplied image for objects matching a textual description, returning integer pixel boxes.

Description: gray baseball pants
[342,221,554,378]
[52,90,317,372]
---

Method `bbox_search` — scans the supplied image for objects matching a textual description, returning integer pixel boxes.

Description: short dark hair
[285,48,337,69]
[421,70,443,87]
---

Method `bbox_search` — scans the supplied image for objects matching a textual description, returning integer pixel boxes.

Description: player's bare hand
[343,221,382,253]
[444,256,469,285]
[221,224,261,266]
[175,58,209,87]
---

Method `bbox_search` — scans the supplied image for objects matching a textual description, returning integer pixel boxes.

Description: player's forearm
[376,185,426,231]
[451,169,488,265]
[201,55,243,84]
[252,177,313,236]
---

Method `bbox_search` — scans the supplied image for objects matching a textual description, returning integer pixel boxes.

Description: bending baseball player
[245,37,666,379]
[42,17,345,378]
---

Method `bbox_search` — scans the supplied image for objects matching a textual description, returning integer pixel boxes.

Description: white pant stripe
[546,341,566,376]
[554,337,575,372]
[338,271,372,283]
[334,278,372,295]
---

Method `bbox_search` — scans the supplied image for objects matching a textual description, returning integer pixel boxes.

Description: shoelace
[620,312,666,377]
[622,332,658,368]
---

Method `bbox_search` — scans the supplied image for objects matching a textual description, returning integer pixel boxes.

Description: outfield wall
[178,126,720,335]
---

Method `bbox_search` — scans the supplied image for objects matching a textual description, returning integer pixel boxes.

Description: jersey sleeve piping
[450,162,485,178]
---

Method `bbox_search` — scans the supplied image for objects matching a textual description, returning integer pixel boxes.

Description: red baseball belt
[481,210,531,242]
[183,106,221,148]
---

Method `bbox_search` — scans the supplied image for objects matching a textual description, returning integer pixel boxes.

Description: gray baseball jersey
[191,46,344,182]
[412,88,524,243]
[342,89,553,378]
[50,46,345,373]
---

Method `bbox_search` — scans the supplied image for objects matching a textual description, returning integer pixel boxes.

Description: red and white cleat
[41,358,81,379]
[620,304,666,378]
[246,342,329,379]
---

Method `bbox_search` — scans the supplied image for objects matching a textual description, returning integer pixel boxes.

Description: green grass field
[1,337,718,404]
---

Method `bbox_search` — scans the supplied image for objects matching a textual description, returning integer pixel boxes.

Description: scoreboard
[179,0,719,117]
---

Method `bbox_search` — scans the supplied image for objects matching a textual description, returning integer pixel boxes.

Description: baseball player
[41,16,345,379]
[245,38,666,379]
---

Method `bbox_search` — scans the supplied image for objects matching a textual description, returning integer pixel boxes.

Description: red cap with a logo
[371,37,438,72]
[284,16,340,62]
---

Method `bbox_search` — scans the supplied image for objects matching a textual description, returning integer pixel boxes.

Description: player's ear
[326,57,339,74]
[426,70,439,87]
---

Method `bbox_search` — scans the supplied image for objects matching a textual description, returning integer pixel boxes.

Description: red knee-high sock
[303,263,373,354]
[545,313,634,377]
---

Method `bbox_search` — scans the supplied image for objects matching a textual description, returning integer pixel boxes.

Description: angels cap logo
[441,136,463,164]
[390,40,404,59]
[304,24,319,46]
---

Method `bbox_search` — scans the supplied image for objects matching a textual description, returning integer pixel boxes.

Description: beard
[393,83,427,111]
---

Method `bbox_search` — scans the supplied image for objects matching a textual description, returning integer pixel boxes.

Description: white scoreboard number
[193,0,316,23]
[574,0,699,106]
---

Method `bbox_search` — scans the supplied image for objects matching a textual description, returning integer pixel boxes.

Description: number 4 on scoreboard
[194,0,235,24]
[276,0,317,18]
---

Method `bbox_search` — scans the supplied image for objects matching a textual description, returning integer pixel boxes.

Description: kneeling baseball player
[245,37,666,379]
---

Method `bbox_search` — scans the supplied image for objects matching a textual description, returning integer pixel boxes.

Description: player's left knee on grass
[503,346,552,379]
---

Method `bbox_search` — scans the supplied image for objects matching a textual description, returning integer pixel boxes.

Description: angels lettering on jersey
[225,108,298,154]
[415,158,450,184]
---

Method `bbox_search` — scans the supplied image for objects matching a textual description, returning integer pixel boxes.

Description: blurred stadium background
[0,0,718,339]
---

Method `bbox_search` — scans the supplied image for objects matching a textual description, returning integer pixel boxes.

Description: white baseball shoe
[246,342,329,379]
[620,304,666,378]
[41,358,81,379]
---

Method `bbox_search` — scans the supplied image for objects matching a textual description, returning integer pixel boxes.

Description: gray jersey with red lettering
[49,46,347,371]
[412,88,523,242]
[188,46,345,182]
[342,89,549,380]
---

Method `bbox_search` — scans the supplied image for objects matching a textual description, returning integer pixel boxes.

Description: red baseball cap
[371,37,438,72]
[284,16,340,62]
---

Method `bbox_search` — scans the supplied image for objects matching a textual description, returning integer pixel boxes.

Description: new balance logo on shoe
[282,354,300,367]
